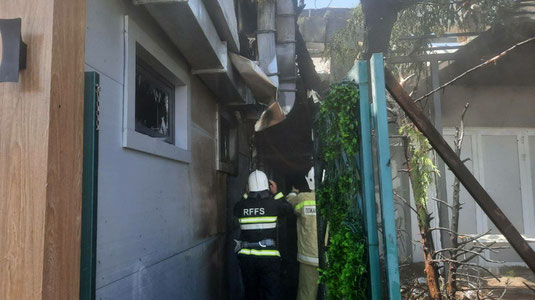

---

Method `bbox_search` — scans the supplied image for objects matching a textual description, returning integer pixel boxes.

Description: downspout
[275,0,297,115]
[254,0,297,131]
[257,0,279,87]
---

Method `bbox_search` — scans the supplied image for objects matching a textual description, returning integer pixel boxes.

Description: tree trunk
[406,154,442,300]
[360,0,402,59]
[416,205,442,300]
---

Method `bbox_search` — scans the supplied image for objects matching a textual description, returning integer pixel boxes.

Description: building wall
[441,86,535,128]
[86,0,231,298]
[408,84,535,266]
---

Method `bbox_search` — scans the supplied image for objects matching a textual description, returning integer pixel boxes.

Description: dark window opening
[135,50,175,144]
[219,117,231,163]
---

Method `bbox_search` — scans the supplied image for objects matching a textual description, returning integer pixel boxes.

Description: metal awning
[229,53,286,131]
[229,53,277,105]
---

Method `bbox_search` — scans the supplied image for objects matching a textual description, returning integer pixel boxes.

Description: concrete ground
[400,263,535,299]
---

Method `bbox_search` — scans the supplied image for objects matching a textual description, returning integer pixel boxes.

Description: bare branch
[523,281,535,293]
[430,197,455,209]
[394,192,419,214]
[457,231,492,246]
[415,37,535,103]
[432,258,500,281]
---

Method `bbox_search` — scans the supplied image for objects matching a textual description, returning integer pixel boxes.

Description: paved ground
[483,266,535,299]
[400,263,535,299]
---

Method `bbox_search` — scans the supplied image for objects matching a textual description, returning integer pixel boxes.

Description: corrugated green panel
[80,72,99,300]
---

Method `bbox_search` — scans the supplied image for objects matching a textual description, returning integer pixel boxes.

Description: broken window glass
[135,57,175,144]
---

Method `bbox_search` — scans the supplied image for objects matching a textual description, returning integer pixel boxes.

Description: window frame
[123,16,191,163]
[216,105,239,174]
[135,53,176,144]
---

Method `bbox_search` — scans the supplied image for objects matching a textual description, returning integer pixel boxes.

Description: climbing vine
[399,123,442,299]
[317,82,367,300]
[399,123,439,224]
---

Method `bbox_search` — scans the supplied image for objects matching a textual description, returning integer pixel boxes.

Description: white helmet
[248,170,269,192]
[305,167,315,191]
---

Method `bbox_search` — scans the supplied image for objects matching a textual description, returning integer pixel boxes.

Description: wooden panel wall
[0,0,86,299]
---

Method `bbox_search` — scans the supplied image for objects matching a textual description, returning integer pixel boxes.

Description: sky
[303,0,358,9]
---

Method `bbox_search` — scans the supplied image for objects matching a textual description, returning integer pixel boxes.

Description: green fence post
[370,53,401,300]
[80,72,100,300]
[348,60,383,300]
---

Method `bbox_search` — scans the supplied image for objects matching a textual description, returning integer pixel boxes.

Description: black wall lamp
[0,18,27,83]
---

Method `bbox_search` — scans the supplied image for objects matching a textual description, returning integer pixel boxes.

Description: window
[216,107,238,174]
[219,117,231,163]
[123,16,191,163]
[135,48,175,144]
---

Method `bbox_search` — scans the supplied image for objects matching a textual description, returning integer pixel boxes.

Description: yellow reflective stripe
[274,192,284,200]
[295,200,316,211]
[240,223,277,230]
[243,193,248,199]
[239,216,278,223]
[238,248,281,257]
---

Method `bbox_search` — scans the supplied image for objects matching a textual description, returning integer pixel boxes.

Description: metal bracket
[0,18,27,83]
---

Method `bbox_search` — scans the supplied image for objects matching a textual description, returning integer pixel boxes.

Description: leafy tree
[327,0,514,64]
[325,1,515,299]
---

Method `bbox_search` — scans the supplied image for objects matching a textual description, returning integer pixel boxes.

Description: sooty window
[219,117,231,163]
[135,55,175,144]
[217,108,238,174]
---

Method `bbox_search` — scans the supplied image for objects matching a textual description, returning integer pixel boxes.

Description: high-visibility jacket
[234,190,293,257]
[286,192,318,266]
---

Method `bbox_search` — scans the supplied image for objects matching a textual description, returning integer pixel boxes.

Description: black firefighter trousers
[239,255,281,300]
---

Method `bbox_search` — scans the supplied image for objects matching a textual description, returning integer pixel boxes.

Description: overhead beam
[398,31,482,41]
[135,0,252,104]
[386,53,457,64]
[135,0,227,70]
[202,0,240,52]
[384,69,535,275]
[192,53,253,104]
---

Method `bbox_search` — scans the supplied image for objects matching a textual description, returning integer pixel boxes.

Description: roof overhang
[134,0,252,103]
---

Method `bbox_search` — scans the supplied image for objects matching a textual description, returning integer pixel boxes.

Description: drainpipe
[257,0,279,87]
[253,0,297,132]
[275,0,297,115]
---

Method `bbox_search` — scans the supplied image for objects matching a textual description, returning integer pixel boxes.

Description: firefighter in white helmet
[286,167,318,300]
[234,170,293,300]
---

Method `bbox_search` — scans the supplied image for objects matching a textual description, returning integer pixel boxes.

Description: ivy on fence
[317,82,368,300]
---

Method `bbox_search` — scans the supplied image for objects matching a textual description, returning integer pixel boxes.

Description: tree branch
[415,36,535,103]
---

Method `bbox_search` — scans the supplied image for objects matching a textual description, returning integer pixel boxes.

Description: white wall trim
[122,16,192,163]
[519,135,535,237]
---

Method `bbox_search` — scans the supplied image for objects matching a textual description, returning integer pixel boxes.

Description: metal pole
[370,54,401,299]
[430,59,451,253]
[350,61,383,300]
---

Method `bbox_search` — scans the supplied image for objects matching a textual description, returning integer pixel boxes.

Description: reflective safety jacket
[286,192,318,266]
[234,190,293,257]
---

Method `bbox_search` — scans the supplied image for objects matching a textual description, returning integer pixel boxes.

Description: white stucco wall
[86,0,228,298]
[406,84,535,267]
[441,85,535,128]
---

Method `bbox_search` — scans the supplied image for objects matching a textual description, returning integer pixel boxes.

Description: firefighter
[268,180,299,300]
[286,167,318,300]
[234,170,293,300]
